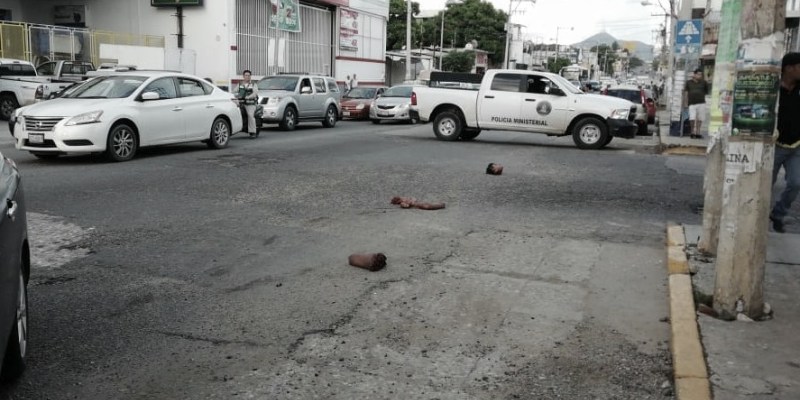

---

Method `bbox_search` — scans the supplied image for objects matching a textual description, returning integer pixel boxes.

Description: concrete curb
[661,145,707,156]
[666,223,712,400]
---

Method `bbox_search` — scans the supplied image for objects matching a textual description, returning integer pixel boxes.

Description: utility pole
[405,0,412,81]
[503,0,536,69]
[711,0,785,320]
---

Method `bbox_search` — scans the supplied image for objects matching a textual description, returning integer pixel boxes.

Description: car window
[0,63,36,77]
[490,74,522,92]
[66,75,147,98]
[313,78,326,93]
[606,89,641,103]
[257,76,299,91]
[143,77,178,100]
[37,62,55,75]
[343,87,376,99]
[201,81,214,95]
[525,76,555,94]
[177,77,207,97]
[383,86,412,97]
[326,78,339,92]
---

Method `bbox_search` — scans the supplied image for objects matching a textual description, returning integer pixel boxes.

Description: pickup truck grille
[25,117,64,132]
[628,106,636,122]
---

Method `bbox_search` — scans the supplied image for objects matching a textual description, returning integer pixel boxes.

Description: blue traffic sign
[675,19,703,45]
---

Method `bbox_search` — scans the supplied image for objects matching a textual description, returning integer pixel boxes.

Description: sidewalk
[654,108,709,156]
[667,224,800,399]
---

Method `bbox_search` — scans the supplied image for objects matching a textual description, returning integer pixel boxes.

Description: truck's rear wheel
[433,110,463,141]
[572,117,608,150]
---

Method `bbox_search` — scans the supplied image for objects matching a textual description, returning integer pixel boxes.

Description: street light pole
[405,0,412,81]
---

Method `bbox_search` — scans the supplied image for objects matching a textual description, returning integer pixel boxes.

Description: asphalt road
[0,120,706,399]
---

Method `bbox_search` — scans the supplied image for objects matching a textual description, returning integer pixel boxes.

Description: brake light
[411,92,417,106]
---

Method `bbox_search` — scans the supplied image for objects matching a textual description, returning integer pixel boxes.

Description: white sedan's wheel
[208,117,230,149]
[106,124,137,162]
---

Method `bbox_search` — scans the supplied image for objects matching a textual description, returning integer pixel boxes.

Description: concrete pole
[503,0,513,69]
[712,0,785,320]
[439,8,445,69]
[405,0,412,81]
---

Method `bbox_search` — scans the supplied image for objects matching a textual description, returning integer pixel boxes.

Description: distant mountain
[572,32,655,62]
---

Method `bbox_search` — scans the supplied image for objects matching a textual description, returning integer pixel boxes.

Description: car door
[312,78,329,117]
[135,77,185,144]
[176,77,216,139]
[297,78,315,118]
[520,74,571,133]
[477,73,523,130]
[0,157,22,352]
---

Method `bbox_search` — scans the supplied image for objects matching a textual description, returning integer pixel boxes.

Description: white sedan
[13,71,243,161]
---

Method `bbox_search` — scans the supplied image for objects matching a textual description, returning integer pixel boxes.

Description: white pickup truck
[412,70,640,149]
[0,58,74,120]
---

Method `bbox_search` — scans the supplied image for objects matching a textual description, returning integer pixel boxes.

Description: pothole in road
[28,212,93,270]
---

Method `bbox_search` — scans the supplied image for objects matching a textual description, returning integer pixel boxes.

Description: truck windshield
[257,76,299,91]
[383,86,412,98]
[64,75,146,99]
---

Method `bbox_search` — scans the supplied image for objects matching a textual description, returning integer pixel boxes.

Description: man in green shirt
[683,68,710,139]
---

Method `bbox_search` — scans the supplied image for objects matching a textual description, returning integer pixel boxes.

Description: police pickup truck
[412,70,639,149]
[0,59,75,120]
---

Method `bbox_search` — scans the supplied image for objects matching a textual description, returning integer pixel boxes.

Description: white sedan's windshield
[65,76,147,99]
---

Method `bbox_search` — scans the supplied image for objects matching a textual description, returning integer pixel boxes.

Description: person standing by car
[770,53,800,233]
[351,74,358,89]
[683,68,709,139]
[237,69,259,138]
[344,75,352,93]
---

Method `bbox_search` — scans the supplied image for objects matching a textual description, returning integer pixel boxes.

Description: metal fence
[236,0,333,77]
[0,21,164,67]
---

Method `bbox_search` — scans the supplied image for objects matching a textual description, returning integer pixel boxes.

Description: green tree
[435,0,508,66]
[547,57,571,74]
[442,50,475,72]
[387,0,421,50]
[629,56,644,69]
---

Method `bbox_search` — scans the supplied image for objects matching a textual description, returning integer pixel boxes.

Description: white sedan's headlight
[65,110,103,126]
[609,108,629,120]
[356,103,365,110]
[267,97,281,105]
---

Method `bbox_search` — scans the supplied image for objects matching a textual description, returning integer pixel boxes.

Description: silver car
[0,151,28,381]
[255,75,341,131]
[370,85,418,124]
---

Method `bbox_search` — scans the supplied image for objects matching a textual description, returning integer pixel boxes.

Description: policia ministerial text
[491,116,548,126]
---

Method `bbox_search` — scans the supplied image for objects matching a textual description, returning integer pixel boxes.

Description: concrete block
[675,377,712,400]
[671,319,708,379]
[668,246,690,274]
[667,224,686,247]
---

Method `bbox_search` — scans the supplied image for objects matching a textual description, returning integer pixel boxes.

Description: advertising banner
[270,0,301,32]
[340,9,359,51]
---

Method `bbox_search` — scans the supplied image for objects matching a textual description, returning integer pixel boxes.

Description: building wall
[0,0,24,21]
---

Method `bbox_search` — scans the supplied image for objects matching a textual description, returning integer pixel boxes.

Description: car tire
[1,268,28,382]
[571,117,608,150]
[637,122,648,136]
[207,117,230,149]
[279,106,297,131]
[459,129,481,141]
[105,123,138,162]
[602,135,613,147]
[31,152,59,160]
[322,105,337,128]
[0,94,19,121]
[433,109,463,141]
[255,116,262,130]
[371,119,380,125]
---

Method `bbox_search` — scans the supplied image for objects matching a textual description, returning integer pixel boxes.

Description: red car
[340,87,386,120]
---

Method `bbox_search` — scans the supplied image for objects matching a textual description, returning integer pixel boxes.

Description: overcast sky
[420,0,669,45]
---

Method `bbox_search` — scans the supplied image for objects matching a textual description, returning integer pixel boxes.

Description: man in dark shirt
[770,52,800,233]
[683,68,710,138]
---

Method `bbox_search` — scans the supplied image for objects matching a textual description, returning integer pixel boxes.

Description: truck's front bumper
[607,118,638,139]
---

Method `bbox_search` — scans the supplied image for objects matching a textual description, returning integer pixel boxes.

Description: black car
[0,151,29,381]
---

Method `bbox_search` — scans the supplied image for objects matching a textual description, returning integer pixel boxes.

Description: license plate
[378,112,391,117]
[343,111,350,116]
[29,133,44,144]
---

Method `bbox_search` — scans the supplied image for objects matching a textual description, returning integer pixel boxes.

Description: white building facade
[1,0,389,87]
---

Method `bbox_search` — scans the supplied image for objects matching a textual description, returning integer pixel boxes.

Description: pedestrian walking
[237,69,259,138]
[770,52,800,233]
[683,68,710,138]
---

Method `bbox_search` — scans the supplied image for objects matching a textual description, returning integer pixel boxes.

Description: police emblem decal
[536,101,552,116]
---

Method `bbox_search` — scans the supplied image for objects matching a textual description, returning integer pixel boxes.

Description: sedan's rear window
[606,89,641,103]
